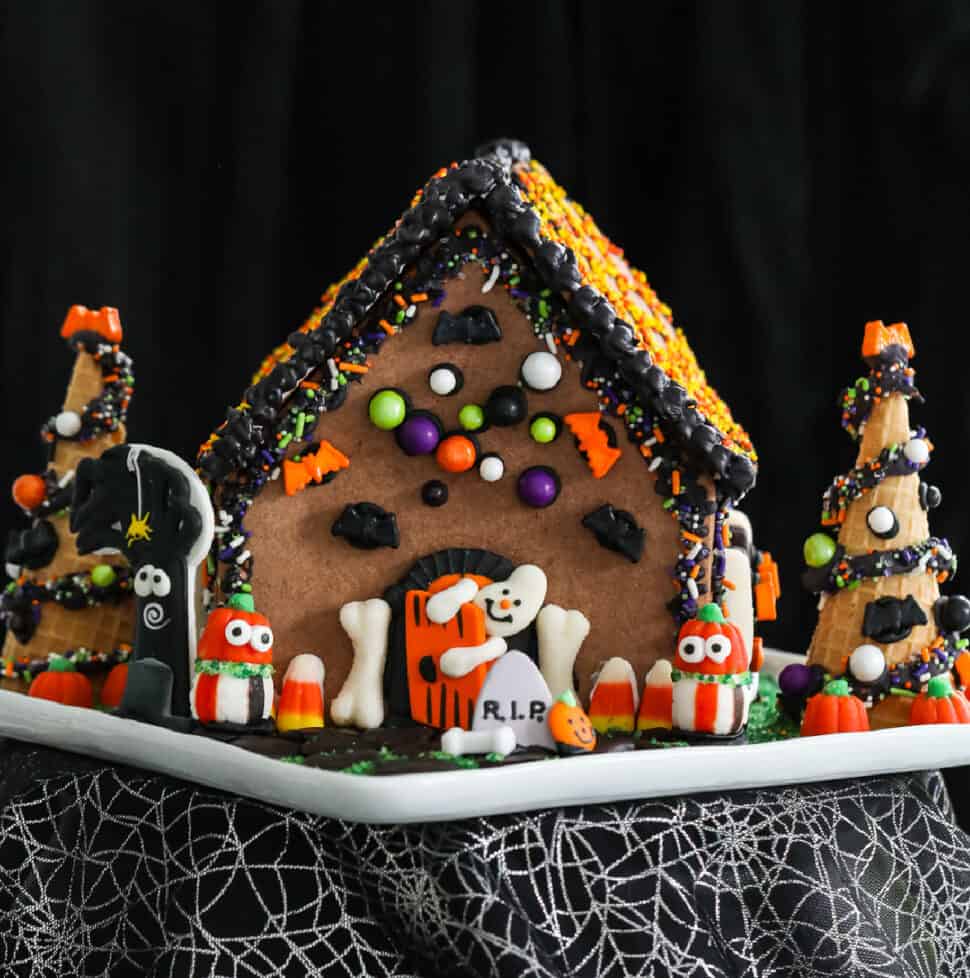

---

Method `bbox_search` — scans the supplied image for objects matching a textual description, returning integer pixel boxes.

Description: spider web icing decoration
[0,743,968,977]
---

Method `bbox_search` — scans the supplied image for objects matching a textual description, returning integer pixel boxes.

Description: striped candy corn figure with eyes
[671,603,751,736]
[191,593,275,727]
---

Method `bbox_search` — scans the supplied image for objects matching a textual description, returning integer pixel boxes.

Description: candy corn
[276,654,326,733]
[637,660,673,731]
[588,657,638,733]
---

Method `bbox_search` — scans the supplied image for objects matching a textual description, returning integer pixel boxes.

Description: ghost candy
[276,653,326,732]
[637,660,673,731]
[588,657,639,734]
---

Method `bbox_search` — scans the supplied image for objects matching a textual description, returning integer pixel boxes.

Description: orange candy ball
[12,474,47,510]
[435,435,477,474]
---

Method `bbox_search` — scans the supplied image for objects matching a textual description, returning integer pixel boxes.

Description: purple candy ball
[395,412,442,456]
[517,466,561,508]
[778,662,813,697]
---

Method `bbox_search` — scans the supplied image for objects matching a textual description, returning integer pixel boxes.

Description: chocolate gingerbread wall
[244,262,715,709]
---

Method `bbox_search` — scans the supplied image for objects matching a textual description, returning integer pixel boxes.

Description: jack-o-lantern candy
[548,689,597,755]
[910,676,970,726]
[800,679,870,736]
[671,603,751,736]
[191,593,275,727]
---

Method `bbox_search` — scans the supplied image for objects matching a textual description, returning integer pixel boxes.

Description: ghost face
[474,565,548,638]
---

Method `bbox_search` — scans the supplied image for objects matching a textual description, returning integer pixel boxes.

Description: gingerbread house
[196,140,762,730]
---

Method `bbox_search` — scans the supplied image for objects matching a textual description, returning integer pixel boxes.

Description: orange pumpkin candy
[100,662,129,708]
[198,606,274,665]
[29,657,93,708]
[800,679,870,736]
[910,676,970,725]
[673,604,749,676]
[548,689,597,755]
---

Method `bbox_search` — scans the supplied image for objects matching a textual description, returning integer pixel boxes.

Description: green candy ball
[90,564,117,588]
[459,404,485,431]
[530,416,558,444]
[368,389,407,430]
[803,532,836,568]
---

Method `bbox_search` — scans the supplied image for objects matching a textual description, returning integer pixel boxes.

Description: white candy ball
[849,643,886,683]
[54,411,82,437]
[429,365,460,396]
[904,438,930,465]
[521,351,562,391]
[866,505,896,536]
[479,455,505,483]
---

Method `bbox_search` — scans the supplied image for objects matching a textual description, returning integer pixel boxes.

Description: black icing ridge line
[839,357,921,442]
[802,537,957,595]
[197,147,756,497]
[0,564,132,645]
[40,332,135,452]
[819,427,931,527]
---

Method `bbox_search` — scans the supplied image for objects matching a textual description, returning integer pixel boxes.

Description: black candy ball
[485,385,528,427]
[421,480,449,507]
[920,482,943,511]
[938,594,970,634]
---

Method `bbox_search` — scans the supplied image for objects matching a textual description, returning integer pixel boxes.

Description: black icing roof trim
[202,140,756,497]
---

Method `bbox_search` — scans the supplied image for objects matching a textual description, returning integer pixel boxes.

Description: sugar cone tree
[1,307,136,694]
[802,321,966,728]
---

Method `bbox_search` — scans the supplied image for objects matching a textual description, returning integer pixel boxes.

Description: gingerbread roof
[199,140,756,497]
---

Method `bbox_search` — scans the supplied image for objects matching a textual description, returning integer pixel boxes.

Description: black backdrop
[1,2,969,814]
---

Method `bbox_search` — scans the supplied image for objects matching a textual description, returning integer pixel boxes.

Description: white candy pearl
[867,505,896,536]
[54,411,82,437]
[904,438,930,465]
[479,455,504,483]
[429,367,458,396]
[521,351,562,391]
[849,643,886,683]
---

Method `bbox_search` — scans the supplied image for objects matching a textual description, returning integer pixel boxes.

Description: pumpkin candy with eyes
[548,689,597,755]
[671,603,753,736]
[191,593,276,727]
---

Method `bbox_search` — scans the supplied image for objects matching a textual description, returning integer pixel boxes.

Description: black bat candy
[582,503,646,563]
[331,502,400,550]
[863,595,928,644]
[919,481,943,511]
[432,305,502,346]
[5,520,58,571]
[934,594,970,635]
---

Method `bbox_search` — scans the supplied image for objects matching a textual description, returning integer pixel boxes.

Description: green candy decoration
[227,592,256,613]
[823,678,850,696]
[368,389,407,430]
[804,532,836,568]
[529,416,558,444]
[90,564,116,588]
[48,655,75,673]
[927,675,953,698]
[459,404,485,431]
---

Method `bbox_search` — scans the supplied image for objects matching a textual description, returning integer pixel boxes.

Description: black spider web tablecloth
[0,739,968,978]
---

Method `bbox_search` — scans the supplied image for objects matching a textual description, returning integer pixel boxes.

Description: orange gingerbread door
[405,574,491,729]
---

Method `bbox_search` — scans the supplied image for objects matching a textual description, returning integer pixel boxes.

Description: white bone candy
[441,725,517,757]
